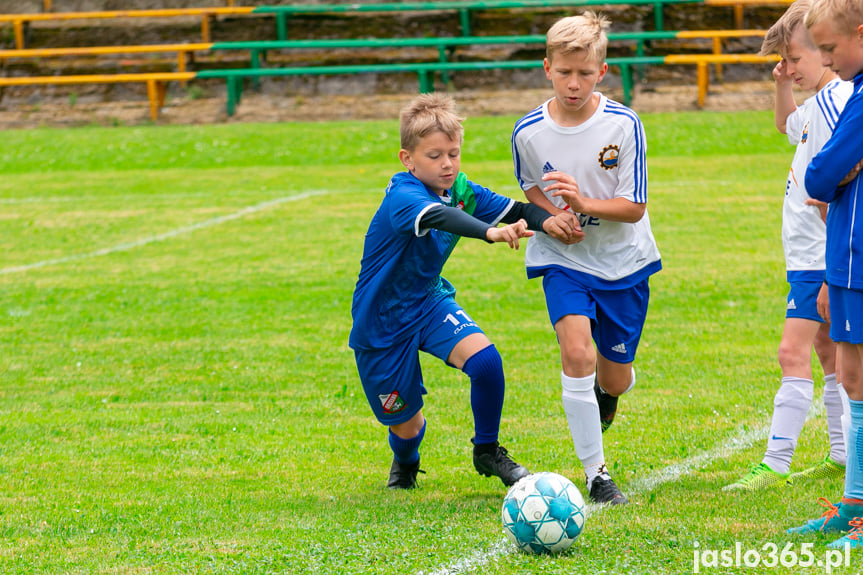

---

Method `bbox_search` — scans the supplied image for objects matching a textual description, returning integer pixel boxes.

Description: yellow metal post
[697,62,709,108]
[13,20,24,50]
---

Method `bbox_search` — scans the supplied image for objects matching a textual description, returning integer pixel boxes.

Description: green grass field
[0,110,856,574]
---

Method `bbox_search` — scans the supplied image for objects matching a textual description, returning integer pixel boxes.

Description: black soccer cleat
[387,457,425,490]
[588,472,629,505]
[472,439,530,487]
[594,381,619,433]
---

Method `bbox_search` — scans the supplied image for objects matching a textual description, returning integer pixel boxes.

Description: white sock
[763,376,814,475]
[838,379,851,455]
[823,374,847,465]
[560,372,605,484]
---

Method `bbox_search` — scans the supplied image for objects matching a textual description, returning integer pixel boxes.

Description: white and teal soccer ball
[501,472,586,554]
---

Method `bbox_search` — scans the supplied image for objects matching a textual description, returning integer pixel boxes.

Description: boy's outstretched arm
[418,205,533,249]
[500,200,584,244]
[543,171,646,223]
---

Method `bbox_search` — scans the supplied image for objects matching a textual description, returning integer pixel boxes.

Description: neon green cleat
[789,456,845,482]
[723,462,791,491]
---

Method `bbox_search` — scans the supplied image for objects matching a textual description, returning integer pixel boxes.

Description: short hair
[545,11,611,64]
[806,0,863,35]
[760,0,815,56]
[399,93,464,151]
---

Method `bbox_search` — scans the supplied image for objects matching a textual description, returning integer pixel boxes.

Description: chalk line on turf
[0,191,327,276]
[418,400,825,575]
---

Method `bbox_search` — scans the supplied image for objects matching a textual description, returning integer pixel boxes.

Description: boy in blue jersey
[724,0,851,492]
[786,0,863,548]
[511,12,661,505]
[350,93,583,490]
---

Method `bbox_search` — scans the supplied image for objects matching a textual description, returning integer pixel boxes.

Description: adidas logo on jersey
[612,343,627,354]
[542,161,556,174]
[787,299,797,310]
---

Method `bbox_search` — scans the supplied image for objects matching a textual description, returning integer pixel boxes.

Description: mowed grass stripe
[0,191,328,276]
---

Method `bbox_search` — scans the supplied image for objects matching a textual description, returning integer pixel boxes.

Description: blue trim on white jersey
[604,100,647,203]
[512,107,544,189]
[817,80,843,131]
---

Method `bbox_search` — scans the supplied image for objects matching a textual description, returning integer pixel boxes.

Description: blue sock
[389,419,426,465]
[844,399,863,501]
[463,344,505,445]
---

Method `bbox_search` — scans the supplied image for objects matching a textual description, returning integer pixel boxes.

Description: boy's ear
[398,149,413,171]
[597,62,609,83]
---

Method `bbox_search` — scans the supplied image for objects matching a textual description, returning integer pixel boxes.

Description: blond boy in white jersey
[511,12,661,505]
[723,0,852,492]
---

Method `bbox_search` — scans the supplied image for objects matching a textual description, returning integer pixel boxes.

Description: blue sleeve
[385,178,439,236]
[468,180,515,225]
[806,93,863,202]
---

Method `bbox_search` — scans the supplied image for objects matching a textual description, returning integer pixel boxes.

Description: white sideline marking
[417,402,826,575]
[0,191,327,276]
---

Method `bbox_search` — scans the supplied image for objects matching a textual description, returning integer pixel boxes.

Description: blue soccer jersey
[349,171,514,351]
[806,72,863,290]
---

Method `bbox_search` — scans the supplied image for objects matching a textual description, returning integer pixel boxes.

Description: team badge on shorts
[598,145,619,170]
[379,391,406,414]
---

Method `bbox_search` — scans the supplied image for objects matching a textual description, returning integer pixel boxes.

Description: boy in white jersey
[724,0,852,492]
[511,12,662,505]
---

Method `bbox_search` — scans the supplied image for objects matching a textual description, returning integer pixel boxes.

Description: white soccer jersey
[512,94,661,284]
[783,79,853,275]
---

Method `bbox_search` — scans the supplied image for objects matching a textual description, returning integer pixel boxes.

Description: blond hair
[760,0,815,55]
[806,0,863,35]
[399,93,464,151]
[545,11,611,63]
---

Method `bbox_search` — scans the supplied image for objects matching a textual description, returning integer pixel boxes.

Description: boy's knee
[462,344,503,380]
[777,341,811,373]
[598,366,636,397]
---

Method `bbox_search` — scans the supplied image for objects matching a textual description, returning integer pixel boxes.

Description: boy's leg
[595,355,635,432]
[797,286,863,543]
[765,318,821,474]
[819,308,845,463]
[590,279,649,433]
[826,344,863,548]
[795,321,847,480]
[555,314,627,505]
[354,343,428,490]
[388,411,427,489]
[423,300,529,487]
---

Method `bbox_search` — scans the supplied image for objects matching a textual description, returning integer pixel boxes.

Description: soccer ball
[501,472,586,554]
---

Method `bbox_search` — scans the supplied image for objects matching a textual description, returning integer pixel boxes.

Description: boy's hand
[804,197,829,223]
[817,282,830,323]
[772,59,792,85]
[543,171,591,214]
[543,212,585,244]
[486,219,534,249]
[839,159,863,186]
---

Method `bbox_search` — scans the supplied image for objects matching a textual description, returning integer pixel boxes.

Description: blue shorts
[353,297,485,425]
[828,284,863,344]
[786,280,824,322]
[541,267,650,364]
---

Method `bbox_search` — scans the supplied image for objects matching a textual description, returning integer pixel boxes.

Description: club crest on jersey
[456,200,466,210]
[379,391,406,414]
[801,122,809,143]
[598,145,619,170]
